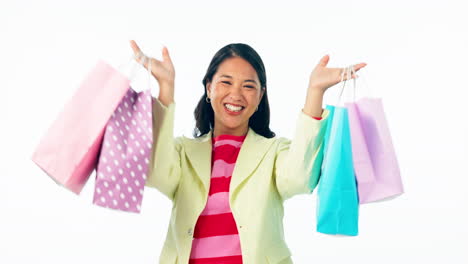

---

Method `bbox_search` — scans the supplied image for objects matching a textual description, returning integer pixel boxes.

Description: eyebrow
[219,74,258,85]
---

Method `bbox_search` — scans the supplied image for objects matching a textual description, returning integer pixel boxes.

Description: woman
[130,40,366,264]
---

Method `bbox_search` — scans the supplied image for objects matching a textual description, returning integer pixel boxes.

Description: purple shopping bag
[351,97,404,203]
[32,60,130,194]
[93,54,154,213]
[345,102,376,198]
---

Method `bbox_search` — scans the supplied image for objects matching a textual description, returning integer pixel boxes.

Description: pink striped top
[189,134,246,264]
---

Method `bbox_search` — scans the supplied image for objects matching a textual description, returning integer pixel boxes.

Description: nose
[229,84,243,101]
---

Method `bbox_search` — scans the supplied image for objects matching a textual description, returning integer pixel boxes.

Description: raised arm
[275,55,366,201]
[130,40,181,201]
[146,99,183,201]
[274,110,329,201]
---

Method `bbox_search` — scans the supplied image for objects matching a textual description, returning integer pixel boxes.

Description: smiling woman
[131,40,365,264]
[194,43,274,139]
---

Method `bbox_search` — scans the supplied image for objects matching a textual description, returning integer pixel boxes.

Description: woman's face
[207,56,264,137]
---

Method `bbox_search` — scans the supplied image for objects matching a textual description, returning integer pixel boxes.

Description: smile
[224,103,245,114]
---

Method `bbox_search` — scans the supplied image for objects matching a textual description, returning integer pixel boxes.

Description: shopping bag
[92,56,154,213]
[316,105,359,236]
[92,88,153,213]
[351,97,404,203]
[345,102,376,199]
[344,66,403,203]
[32,60,130,194]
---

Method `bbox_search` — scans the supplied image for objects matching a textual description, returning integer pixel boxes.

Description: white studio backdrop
[1,0,467,263]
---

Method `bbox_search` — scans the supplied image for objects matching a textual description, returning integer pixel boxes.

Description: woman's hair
[193,43,275,138]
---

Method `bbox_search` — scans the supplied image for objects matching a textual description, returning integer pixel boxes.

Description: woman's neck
[212,124,248,138]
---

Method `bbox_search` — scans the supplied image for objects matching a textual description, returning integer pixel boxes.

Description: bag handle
[136,52,154,93]
[336,64,374,105]
[116,51,154,93]
[357,69,374,99]
[348,66,375,100]
[335,65,353,106]
[117,55,140,80]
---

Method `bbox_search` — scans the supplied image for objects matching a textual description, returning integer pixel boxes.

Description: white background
[1,0,467,263]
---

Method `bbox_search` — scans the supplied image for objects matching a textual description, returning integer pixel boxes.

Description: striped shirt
[189,134,246,264]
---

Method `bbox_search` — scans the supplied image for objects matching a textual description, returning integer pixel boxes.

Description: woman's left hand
[308,55,367,93]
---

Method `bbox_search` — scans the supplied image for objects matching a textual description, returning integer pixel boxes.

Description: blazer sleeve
[274,109,329,201]
[145,98,183,201]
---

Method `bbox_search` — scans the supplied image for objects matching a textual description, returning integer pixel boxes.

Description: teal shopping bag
[316,105,359,236]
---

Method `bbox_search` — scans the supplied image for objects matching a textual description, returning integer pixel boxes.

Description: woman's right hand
[130,40,175,105]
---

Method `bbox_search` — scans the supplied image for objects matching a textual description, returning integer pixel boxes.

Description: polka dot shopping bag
[93,56,154,213]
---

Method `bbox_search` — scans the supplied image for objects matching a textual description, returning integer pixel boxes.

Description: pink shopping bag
[92,88,153,213]
[345,102,376,195]
[352,97,404,203]
[341,66,403,204]
[32,60,130,194]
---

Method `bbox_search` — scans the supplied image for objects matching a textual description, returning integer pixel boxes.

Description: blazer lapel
[183,128,275,199]
[183,131,212,195]
[229,128,275,197]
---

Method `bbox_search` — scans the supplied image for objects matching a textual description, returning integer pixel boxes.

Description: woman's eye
[221,81,254,89]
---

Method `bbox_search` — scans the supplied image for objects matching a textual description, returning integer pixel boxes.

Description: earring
[255,105,259,112]
[205,96,211,103]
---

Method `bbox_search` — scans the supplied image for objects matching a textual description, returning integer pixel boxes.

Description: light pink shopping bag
[32,60,130,194]
[345,102,376,194]
[92,87,153,213]
[352,97,404,203]
[340,66,403,204]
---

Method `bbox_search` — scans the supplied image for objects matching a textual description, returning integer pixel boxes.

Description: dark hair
[193,43,275,138]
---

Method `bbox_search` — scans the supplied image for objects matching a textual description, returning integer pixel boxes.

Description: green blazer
[145,99,329,264]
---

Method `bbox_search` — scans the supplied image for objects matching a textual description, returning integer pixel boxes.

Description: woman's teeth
[224,103,244,112]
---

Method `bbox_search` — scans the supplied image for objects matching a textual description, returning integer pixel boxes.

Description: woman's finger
[349,63,367,79]
[129,40,156,69]
[337,67,348,81]
[317,54,330,67]
[130,40,141,56]
[130,40,150,66]
[341,63,367,80]
[337,67,356,81]
[162,46,171,62]
[353,63,367,72]
[130,41,144,62]
[161,46,175,69]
